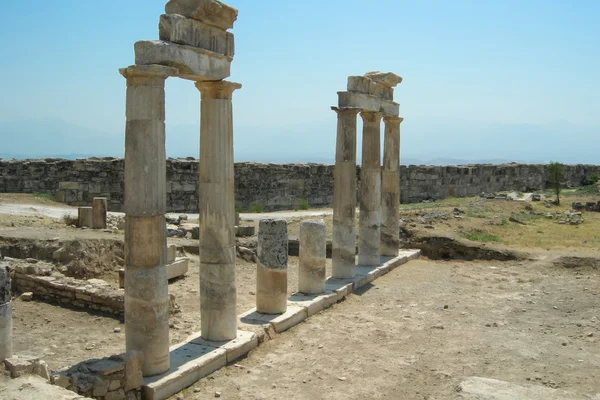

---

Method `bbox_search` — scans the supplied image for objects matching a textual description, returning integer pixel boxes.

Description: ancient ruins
[119,0,241,377]
[332,72,403,277]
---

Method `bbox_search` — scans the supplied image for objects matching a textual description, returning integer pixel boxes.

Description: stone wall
[1,158,599,212]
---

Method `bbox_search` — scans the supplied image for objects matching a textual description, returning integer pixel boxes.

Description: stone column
[358,111,382,266]
[120,64,176,377]
[78,207,93,228]
[331,107,360,278]
[195,80,241,341]
[92,197,108,229]
[299,219,326,294]
[256,219,288,314]
[381,116,403,256]
[0,263,12,361]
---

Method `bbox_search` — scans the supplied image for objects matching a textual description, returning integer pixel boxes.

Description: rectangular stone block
[143,342,226,400]
[159,14,234,58]
[167,244,177,263]
[338,91,399,117]
[165,0,238,31]
[324,278,354,302]
[166,257,189,280]
[190,330,258,363]
[135,40,231,82]
[347,76,371,93]
[288,291,338,317]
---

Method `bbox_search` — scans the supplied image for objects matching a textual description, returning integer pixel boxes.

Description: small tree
[547,161,565,205]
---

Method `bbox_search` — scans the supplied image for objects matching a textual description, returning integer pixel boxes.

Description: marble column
[256,219,288,314]
[120,64,176,377]
[299,219,326,294]
[381,116,403,256]
[195,80,241,341]
[0,263,12,361]
[331,107,360,278]
[358,111,382,266]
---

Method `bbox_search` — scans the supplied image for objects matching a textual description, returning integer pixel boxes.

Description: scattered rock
[113,327,121,333]
[20,292,34,301]
[215,392,221,398]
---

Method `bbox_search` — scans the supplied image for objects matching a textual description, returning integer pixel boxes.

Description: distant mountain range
[0,117,597,165]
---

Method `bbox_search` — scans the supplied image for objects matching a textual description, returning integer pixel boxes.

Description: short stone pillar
[195,80,241,341]
[78,207,93,228]
[381,116,403,256]
[256,219,288,314]
[92,197,108,229]
[0,262,12,361]
[358,111,382,266]
[299,219,326,294]
[331,107,360,279]
[120,64,177,377]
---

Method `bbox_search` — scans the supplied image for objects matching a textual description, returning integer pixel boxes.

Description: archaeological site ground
[1,1,599,400]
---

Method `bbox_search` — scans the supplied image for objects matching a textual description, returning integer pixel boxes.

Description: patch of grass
[235,204,244,213]
[461,230,502,243]
[32,192,55,201]
[248,202,264,213]
[293,198,309,211]
[466,208,489,219]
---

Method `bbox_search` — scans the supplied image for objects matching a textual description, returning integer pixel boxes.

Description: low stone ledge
[51,351,143,400]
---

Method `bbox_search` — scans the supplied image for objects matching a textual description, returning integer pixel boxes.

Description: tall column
[331,107,360,278]
[0,263,12,362]
[381,116,403,256]
[195,80,241,341]
[120,64,176,377]
[358,111,382,266]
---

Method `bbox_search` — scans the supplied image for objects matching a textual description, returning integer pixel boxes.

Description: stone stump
[77,206,93,228]
[256,219,288,314]
[0,262,12,361]
[92,197,108,229]
[299,219,326,294]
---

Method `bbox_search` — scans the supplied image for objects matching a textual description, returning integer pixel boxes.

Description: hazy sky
[1,0,598,136]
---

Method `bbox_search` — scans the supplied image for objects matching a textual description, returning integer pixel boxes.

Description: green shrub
[248,202,264,213]
[235,204,244,213]
[294,198,309,211]
[583,173,599,186]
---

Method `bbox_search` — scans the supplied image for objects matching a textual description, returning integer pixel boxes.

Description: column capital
[195,80,242,100]
[119,64,178,80]
[383,115,404,124]
[359,110,382,123]
[331,106,361,115]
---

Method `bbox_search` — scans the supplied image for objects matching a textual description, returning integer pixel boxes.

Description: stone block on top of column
[159,14,235,58]
[135,40,232,82]
[165,0,238,31]
[195,80,242,99]
[338,91,399,117]
[364,71,403,87]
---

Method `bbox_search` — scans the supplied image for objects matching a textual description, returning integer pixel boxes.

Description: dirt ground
[2,192,600,399]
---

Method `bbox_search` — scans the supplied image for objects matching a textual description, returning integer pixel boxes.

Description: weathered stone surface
[77,206,93,228]
[135,40,231,82]
[159,14,234,57]
[381,116,402,257]
[196,80,240,342]
[2,159,600,212]
[364,71,402,87]
[166,257,189,280]
[257,219,288,269]
[165,0,238,30]
[0,263,10,304]
[299,219,326,294]
[0,302,12,361]
[347,76,393,100]
[92,197,108,229]
[338,91,399,117]
[256,219,288,314]
[331,107,359,279]
[110,351,144,391]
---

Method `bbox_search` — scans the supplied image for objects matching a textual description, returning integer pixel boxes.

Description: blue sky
[0,1,598,162]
